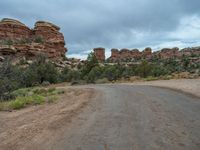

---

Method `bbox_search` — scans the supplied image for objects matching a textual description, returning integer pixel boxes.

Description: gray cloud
[0,0,200,59]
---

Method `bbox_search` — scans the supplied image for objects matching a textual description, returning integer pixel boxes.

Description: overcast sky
[0,0,200,59]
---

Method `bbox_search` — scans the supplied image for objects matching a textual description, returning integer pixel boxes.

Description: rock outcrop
[93,47,105,62]
[108,48,152,62]
[0,18,67,61]
[101,46,200,63]
[0,18,31,41]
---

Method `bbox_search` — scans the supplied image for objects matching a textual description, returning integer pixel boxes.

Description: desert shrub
[33,88,48,95]
[0,59,23,100]
[41,81,50,87]
[81,52,99,78]
[85,66,102,83]
[151,65,169,77]
[3,39,13,46]
[48,87,56,93]
[34,36,44,43]
[18,38,32,44]
[144,76,158,81]
[95,78,110,84]
[103,65,121,81]
[12,95,44,108]
[23,55,59,86]
[31,95,45,105]
[9,98,26,109]
[11,88,32,97]
[136,60,152,78]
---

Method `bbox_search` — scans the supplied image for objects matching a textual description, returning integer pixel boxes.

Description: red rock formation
[180,47,200,57]
[109,48,142,61]
[130,49,141,58]
[0,18,67,61]
[108,46,200,62]
[142,47,152,59]
[0,18,31,41]
[158,47,179,59]
[111,49,120,58]
[93,47,105,62]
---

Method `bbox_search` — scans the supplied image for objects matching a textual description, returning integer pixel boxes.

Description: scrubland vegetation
[0,52,199,107]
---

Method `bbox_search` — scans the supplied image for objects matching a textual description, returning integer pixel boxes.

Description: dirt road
[0,84,200,150]
[50,85,200,150]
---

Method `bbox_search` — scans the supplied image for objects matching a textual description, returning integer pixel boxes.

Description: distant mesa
[0,18,67,61]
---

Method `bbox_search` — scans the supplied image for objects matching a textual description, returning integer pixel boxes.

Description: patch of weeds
[144,76,158,81]
[31,95,45,105]
[0,87,65,111]
[47,95,58,103]
[161,75,172,80]
[0,95,45,110]
[34,36,44,44]
[48,87,56,93]
[9,98,26,110]
[33,88,48,96]
[11,88,32,97]
[56,89,65,95]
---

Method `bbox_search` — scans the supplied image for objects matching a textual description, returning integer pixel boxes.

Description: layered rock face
[93,47,105,62]
[155,47,179,59]
[0,18,67,61]
[108,48,152,62]
[0,18,31,41]
[103,46,200,62]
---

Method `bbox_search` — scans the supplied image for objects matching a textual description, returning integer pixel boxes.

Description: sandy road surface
[0,82,200,150]
[50,84,200,150]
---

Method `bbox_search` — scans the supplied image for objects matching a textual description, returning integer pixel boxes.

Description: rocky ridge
[93,47,200,63]
[0,18,67,62]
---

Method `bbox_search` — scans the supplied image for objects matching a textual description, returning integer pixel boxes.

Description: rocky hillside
[0,18,67,63]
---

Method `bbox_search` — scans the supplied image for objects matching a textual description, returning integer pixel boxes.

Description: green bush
[136,60,152,78]
[34,36,44,43]
[31,95,45,105]
[9,99,26,109]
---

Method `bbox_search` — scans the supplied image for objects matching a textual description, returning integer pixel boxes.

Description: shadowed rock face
[0,18,67,61]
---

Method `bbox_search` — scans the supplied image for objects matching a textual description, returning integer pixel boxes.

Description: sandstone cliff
[0,18,67,62]
[106,47,200,62]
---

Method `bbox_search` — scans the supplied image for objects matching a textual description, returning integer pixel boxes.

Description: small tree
[23,55,59,86]
[136,60,152,78]
[81,52,99,79]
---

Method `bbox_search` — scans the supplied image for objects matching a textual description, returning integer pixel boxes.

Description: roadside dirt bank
[127,79,200,98]
[0,87,98,150]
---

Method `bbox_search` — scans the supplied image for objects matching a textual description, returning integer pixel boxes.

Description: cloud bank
[0,0,200,59]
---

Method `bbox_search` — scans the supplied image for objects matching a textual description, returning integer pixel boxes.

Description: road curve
[50,84,200,150]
